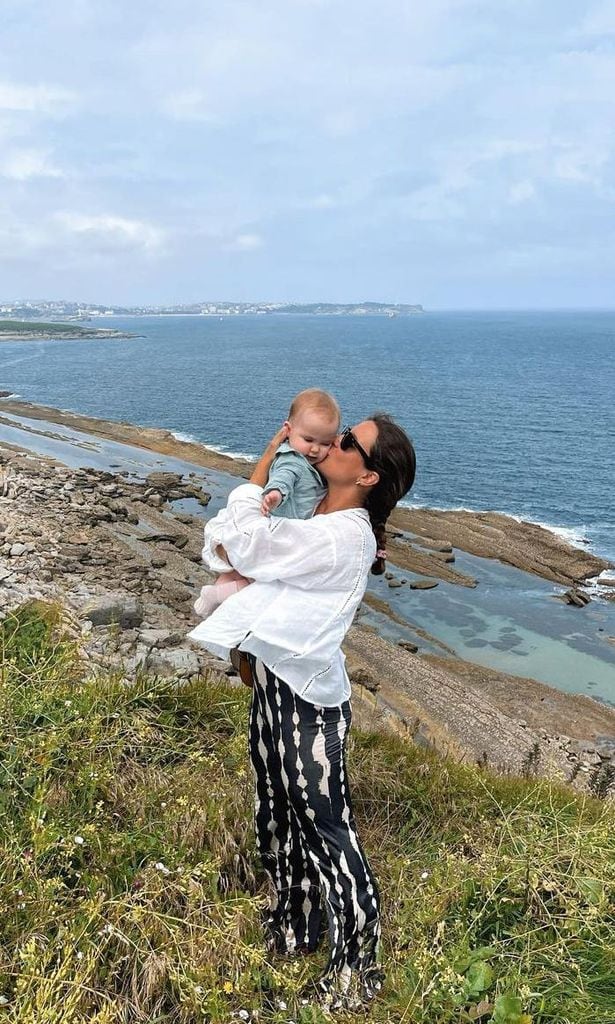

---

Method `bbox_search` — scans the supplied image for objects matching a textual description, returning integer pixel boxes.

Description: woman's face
[318,419,379,485]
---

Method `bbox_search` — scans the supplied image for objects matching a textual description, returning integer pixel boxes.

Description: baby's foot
[194,581,244,618]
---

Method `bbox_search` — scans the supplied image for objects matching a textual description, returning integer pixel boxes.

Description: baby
[193,388,340,619]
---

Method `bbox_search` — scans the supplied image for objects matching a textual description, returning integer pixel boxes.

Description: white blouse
[188,483,376,706]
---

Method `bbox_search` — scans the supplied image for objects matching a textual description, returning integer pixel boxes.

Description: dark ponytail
[364,413,416,575]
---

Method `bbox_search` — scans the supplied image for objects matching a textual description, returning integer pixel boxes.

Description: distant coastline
[0,301,424,320]
[0,320,137,342]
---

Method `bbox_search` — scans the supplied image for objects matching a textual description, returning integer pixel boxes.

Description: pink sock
[194,580,245,618]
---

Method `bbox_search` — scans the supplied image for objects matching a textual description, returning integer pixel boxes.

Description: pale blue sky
[2,0,615,307]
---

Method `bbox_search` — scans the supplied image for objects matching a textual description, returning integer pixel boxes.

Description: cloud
[0,81,76,114]
[54,212,164,252]
[508,180,536,204]
[225,233,263,252]
[0,148,64,180]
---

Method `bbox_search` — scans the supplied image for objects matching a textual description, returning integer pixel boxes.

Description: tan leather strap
[230,647,254,687]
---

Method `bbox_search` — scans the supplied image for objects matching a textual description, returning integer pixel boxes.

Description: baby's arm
[260,455,302,516]
[261,488,283,515]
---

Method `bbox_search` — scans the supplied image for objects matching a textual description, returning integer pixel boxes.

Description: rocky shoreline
[1,397,612,591]
[1,439,614,797]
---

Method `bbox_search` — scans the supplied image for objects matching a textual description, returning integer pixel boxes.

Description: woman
[189,414,416,1009]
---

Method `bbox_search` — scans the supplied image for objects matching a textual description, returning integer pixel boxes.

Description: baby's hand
[261,489,283,516]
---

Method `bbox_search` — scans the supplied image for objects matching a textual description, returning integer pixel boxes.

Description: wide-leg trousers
[247,655,383,1007]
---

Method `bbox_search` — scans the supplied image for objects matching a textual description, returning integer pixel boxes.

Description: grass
[0,320,105,337]
[0,601,613,1023]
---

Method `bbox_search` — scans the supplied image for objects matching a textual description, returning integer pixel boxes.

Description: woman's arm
[249,423,290,487]
[213,483,344,588]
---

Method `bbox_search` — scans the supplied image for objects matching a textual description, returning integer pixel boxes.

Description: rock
[398,640,418,653]
[414,537,453,553]
[139,628,182,649]
[349,666,380,692]
[151,555,167,568]
[172,535,188,549]
[429,551,456,563]
[388,578,403,589]
[141,532,179,544]
[561,588,591,607]
[410,579,439,590]
[146,647,201,678]
[384,572,394,580]
[80,596,144,628]
[148,494,165,507]
[145,472,183,491]
[9,543,27,557]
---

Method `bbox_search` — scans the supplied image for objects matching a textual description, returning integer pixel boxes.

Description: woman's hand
[249,423,290,487]
[267,422,290,451]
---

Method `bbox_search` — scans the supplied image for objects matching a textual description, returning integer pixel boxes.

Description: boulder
[145,472,183,492]
[146,647,201,678]
[80,596,144,628]
[410,579,439,590]
[561,589,591,607]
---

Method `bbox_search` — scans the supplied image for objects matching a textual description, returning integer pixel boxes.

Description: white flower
[73,835,84,845]
[155,861,171,875]
[0,995,9,1006]
[421,870,430,880]
[76,951,84,960]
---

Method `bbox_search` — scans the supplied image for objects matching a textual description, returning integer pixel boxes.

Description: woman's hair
[364,413,416,575]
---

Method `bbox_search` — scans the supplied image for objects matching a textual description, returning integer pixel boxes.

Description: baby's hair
[288,388,340,425]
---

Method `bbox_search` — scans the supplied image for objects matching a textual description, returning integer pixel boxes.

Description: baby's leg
[194,572,251,619]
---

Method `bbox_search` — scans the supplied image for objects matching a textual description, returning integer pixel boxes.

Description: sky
[2,0,615,308]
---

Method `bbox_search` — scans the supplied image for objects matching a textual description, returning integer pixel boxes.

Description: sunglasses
[339,426,377,469]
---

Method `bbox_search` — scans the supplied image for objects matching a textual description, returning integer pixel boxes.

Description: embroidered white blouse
[187,483,376,706]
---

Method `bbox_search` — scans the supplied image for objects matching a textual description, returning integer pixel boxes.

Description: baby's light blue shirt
[264,441,327,519]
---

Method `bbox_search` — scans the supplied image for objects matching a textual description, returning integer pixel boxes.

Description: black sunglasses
[339,426,377,469]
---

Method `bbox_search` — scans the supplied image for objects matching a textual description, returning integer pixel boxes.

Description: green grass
[0,320,100,336]
[1,602,613,1023]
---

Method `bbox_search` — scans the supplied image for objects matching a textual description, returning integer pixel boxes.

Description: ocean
[1,309,614,560]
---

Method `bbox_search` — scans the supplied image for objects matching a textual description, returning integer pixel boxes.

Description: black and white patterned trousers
[247,655,383,1008]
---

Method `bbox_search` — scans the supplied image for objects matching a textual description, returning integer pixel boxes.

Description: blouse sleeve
[204,482,338,588]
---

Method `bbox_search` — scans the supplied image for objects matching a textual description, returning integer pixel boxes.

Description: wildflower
[155,861,171,875]
[421,870,429,880]
[76,951,84,960]
[0,996,8,1006]
[223,980,234,993]
[73,835,85,845]
[236,1012,250,1022]
[64,700,72,707]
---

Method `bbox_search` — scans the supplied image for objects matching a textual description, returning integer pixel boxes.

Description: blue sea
[1,310,614,559]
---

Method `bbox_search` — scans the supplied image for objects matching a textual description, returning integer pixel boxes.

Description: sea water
[1,310,613,559]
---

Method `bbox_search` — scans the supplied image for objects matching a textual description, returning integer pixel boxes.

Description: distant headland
[0,299,424,319]
[0,320,137,342]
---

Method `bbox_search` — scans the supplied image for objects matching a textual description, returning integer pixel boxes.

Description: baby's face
[286,409,339,464]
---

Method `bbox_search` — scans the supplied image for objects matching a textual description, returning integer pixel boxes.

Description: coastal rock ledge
[1,444,613,798]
